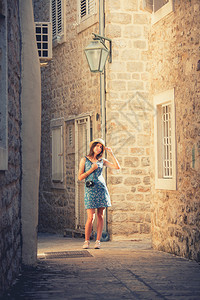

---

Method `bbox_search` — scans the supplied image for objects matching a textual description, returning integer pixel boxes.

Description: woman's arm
[78,157,98,181]
[103,147,120,169]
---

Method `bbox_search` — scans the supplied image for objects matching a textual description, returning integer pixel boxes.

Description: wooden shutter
[80,0,86,19]
[52,126,64,182]
[80,0,96,21]
[75,116,91,229]
[57,0,62,34]
[51,0,57,38]
[88,0,96,15]
[51,0,63,39]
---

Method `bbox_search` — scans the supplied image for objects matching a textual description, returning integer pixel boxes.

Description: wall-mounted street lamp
[84,33,112,73]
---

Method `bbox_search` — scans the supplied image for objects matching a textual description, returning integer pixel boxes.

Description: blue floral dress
[84,156,111,209]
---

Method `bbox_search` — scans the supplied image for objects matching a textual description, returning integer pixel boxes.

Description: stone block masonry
[105,0,151,240]
[34,0,152,240]
[0,0,22,291]
[149,0,200,261]
[33,0,200,262]
[35,0,102,233]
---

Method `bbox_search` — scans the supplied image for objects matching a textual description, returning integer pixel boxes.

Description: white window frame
[152,0,174,24]
[0,0,8,170]
[35,22,52,60]
[75,114,91,229]
[50,0,66,46]
[143,0,174,24]
[50,118,65,189]
[154,88,177,190]
[77,0,98,33]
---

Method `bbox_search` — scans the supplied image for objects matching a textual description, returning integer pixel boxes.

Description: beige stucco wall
[149,1,200,261]
[19,0,41,264]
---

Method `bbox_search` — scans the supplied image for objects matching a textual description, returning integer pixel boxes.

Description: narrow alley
[2,234,200,300]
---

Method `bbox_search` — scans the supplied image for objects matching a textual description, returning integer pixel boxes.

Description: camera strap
[85,156,96,181]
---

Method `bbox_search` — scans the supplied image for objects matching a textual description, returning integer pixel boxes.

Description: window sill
[52,34,66,47]
[77,13,98,34]
[155,178,177,190]
[51,180,66,190]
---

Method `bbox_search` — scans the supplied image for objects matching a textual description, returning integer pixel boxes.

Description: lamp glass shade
[84,40,109,73]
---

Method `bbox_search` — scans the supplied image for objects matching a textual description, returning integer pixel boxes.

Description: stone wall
[19,0,41,265]
[34,0,152,239]
[34,0,101,232]
[149,0,200,261]
[0,0,22,291]
[105,0,151,240]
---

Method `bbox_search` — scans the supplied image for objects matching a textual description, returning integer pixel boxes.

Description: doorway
[75,115,92,230]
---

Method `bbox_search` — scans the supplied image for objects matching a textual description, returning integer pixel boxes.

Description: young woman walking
[78,138,120,249]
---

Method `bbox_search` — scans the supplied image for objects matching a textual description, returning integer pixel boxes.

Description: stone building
[33,0,151,240]
[149,0,200,261]
[34,0,200,261]
[0,0,41,291]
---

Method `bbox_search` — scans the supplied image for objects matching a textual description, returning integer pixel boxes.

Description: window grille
[35,22,52,60]
[154,88,176,190]
[162,104,172,178]
[51,0,64,40]
[79,0,96,22]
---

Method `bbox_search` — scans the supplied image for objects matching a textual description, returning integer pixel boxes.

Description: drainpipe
[99,0,106,143]
[99,0,108,237]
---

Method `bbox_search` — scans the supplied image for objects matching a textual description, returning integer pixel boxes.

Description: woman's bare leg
[85,209,95,241]
[96,207,105,241]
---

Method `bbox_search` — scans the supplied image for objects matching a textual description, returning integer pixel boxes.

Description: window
[66,121,75,154]
[68,125,73,147]
[75,115,91,229]
[154,0,169,12]
[35,22,52,60]
[162,104,172,178]
[143,0,174,24]
[0,0,8,170]
[51,0,65,44]
[77,0,97,33]
[79,0,96,22]
[51,118,65,188]
[154,88,176,190]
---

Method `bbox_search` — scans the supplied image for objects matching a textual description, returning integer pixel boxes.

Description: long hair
[88,142,104,160]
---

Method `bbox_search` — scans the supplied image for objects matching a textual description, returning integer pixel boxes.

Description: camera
[86,180,95,187]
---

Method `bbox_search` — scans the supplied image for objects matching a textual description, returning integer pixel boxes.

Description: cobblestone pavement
[1,234,200,300]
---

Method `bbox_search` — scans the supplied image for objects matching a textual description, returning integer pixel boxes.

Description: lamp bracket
[92,33,112,63]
